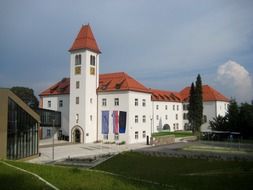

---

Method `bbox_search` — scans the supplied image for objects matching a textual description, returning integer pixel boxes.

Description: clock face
[75,66,81,75]
[90,67,95,75]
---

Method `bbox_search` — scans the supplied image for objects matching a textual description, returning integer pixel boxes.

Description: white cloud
[216,60,253,103]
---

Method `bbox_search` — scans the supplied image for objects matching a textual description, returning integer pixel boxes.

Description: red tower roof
[69,24,101,53]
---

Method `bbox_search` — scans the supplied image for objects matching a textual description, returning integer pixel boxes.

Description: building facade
[0,89,40,160]
[39,24,229,144]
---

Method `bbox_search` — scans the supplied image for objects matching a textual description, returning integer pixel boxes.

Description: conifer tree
[188,83,195,131]
[188,74,203,135]
[194,74,203,132]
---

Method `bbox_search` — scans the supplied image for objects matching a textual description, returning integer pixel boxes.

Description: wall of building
[98,91,130,143]
[152,101,183,133]
[128,91,152,143]
[41,94,69,138]
[69,50,98,143]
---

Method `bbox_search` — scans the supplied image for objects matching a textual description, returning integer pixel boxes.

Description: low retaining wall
[151,135,175,146]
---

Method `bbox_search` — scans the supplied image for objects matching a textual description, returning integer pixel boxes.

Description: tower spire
[69,24,101,53]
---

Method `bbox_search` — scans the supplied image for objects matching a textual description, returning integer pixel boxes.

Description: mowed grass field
[0,160,167,190]
[94,152,253,190]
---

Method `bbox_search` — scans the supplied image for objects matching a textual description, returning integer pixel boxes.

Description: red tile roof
[69,24,101,53]
[39,72,151,96]
[98,72,151,93]
[180,85,229,102]
[39,75,229,103]
[39,78,70,96]
[151,89,182,102]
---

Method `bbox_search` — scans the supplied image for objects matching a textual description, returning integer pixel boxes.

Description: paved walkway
[29,140,148,163]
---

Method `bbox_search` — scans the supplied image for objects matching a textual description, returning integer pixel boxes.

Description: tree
[188,74,203,135]
[209,115,228,131]
[195,74,203,132]
[227,99,239,132]
[239,103,253,139]
[188,83,195,130]
[10,86,39,110]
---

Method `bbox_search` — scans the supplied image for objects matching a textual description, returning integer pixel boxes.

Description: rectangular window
[47,129,51,137]
[76,114,79,123]
[90,98,92,104]
[173,105,175,110]
[75,54,81,65]
[75,66,81,75]
[135,131,139,139]
[183,104,188,111]
[59,100,63,107]
[142,131,146,138]
[135,115,138,123]
[176,114,178,120]
[90,115,92,121]
[142,115,146,123]
[156,105,159,110]
[48,101,51,108]
[142,99,146,107]
[135,98,138,106]
[177,105,179,111]
[114,98,119,106]
[76,97,79,104]
[102,98,107,106]
[165,115,168,120]
[183,113,188,120]
[90,55,96,66]
[156,115,159,120]
[165,105,168,110]
[76,81,80,89]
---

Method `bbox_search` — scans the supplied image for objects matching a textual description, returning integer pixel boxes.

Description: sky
[0,0,253,103]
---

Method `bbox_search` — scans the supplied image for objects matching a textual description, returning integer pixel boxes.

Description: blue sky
[0,0,253,102]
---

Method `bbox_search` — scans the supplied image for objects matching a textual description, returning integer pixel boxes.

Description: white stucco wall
[97,91,152,144]
[152,101,183,132]
[69,50,99,143]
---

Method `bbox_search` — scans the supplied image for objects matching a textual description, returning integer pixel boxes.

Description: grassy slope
[152,131,194,138]
[94,152,253,190]
[0,162,52,190]
[3,160,167,190]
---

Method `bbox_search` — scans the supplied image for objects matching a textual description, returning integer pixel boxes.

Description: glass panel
[7,98,38,160]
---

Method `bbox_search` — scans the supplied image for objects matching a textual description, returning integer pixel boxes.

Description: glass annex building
[0,89,40,160]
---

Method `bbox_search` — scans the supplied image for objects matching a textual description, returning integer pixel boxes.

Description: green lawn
[152,131,194,138]
[0,160,167,190]
[0,162,52,190]
[94,151,253,190]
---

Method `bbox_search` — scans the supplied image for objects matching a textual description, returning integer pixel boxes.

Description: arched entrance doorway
[74,128,81,143]
[71,126,84,143]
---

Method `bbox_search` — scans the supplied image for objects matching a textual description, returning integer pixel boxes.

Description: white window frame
[135,115,138,123]
[102,98,107,106]
[114,98,119,106]
[135,98,138,106]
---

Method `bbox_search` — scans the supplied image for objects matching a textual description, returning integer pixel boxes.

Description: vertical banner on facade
[119,111,127,133]
[102,111,109,134]
[112,111,119,134]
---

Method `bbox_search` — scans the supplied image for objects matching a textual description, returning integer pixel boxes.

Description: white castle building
[39,24,229,144]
